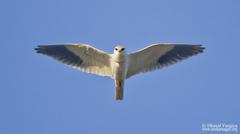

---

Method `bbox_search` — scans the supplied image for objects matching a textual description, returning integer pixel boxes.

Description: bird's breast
[111,60,128,80]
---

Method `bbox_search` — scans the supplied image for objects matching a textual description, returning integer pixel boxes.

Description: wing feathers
[35,45,83,66]
[36,44,204,79]
[35,44,112,77]
[127,44,204,78]
[158,45,204,66]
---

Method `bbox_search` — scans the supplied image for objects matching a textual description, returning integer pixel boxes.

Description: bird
[35,43,204,100]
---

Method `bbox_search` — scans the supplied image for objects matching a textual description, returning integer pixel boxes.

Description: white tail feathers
[115,80,124,100]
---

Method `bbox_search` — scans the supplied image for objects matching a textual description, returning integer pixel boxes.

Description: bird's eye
[121,48,125,51]
[115,48,118,51]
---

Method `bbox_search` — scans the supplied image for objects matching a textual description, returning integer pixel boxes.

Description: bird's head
[114,45,125,54]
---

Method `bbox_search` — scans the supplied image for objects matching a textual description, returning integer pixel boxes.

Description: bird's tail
[115,80,124,100]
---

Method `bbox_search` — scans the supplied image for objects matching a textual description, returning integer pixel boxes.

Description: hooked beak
[118,48,125,52]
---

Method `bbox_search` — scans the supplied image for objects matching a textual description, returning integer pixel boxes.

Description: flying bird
[35,43,204,100]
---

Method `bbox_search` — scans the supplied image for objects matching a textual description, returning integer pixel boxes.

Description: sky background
[0,0,239,134]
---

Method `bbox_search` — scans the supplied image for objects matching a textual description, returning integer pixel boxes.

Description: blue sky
[0,0,239,134]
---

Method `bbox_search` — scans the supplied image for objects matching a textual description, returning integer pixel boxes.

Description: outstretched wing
[35,44,112,77]
[127,44,205,78]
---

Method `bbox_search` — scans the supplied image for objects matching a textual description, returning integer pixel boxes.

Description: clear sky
[0,0,239,134]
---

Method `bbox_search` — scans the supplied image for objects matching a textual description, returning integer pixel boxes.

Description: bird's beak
[119,48,124,52]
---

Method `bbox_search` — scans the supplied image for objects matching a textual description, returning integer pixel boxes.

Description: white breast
[111,53,128,80]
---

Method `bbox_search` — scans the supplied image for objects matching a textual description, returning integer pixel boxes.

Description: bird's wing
[127,44,205,78]
[35,44,112,77]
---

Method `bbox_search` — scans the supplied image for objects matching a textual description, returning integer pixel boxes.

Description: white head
[114,45,125,54]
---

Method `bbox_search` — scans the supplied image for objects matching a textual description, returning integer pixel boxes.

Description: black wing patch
[35,45,83,66]
[158,45,205,66]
